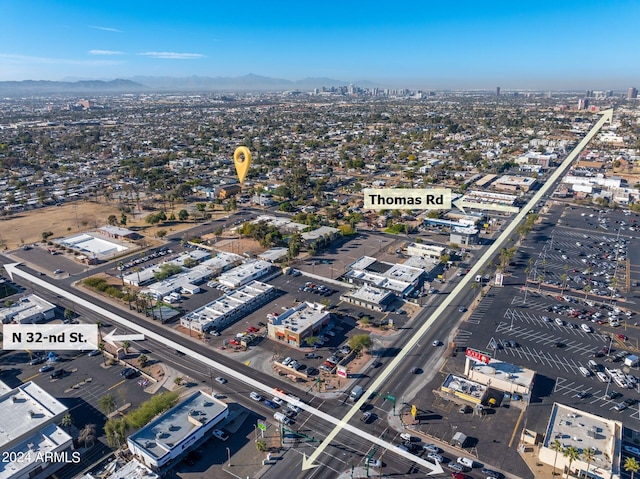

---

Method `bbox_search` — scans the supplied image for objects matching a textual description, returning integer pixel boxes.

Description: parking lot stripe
[108,379,126,391]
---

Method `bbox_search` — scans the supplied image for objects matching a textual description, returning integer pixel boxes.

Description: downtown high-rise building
[628,87,638,99]
[496,86,501,96]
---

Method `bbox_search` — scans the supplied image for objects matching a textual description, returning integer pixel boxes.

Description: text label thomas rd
[363,188,451,210]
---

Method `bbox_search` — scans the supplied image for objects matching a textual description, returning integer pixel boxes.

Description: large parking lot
[445,203,640,433]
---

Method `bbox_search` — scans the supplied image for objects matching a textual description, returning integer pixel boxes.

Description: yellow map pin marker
[233,146,252,184]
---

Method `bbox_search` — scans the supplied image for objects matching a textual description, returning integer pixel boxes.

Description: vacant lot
[0,201,213,250]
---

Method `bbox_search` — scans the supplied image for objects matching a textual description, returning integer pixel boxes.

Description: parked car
[212,429,229,441]
[120,368,136,379]
[87,350,101,357]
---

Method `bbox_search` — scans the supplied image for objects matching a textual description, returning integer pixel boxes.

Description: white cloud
[138,51,204,59]
[89,25,122,33]
[0,53,121,66]
[89,50,125,55]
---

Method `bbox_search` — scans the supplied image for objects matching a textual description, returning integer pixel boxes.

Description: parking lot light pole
[226,447,231,467]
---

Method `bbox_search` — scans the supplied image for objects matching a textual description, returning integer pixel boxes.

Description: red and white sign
[465,348,491,364]
[336,365,348,378]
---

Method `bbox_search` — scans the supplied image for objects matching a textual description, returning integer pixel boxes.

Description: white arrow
[300,109,613,473]
[2,262,444,475]
[103,329,145,347]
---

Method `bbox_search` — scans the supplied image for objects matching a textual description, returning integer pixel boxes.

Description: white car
[427,453,443,463]
[366,458,382,468]
[432,340,441,347]
[215,377,227,384]
[281,357,292,366]
[250,392,263,401]
[287,403,301,413]
[400,433,412,441]
[272,397,284,405]
[212,429,229,441]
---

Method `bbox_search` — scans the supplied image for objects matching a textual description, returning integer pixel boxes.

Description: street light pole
[226,447,231,467]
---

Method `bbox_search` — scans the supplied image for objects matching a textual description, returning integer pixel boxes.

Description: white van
[596,372,609,383]
[579,367,591,377]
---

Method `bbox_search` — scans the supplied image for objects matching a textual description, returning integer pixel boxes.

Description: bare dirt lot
[0,201,218,250]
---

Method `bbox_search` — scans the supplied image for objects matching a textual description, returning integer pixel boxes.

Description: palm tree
[61,413,73,432]
[121,340,131,354]
[98,341,106,365]
[624,456,640,479]
[560,273,569,294]
[550,439,563,477]
[584,284,592,300]
[563,446,580,477]
[78,423,96,448]
[582,447,595,478]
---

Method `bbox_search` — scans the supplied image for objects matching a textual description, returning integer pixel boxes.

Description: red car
[248,326,259,332]
[617,334,628,341]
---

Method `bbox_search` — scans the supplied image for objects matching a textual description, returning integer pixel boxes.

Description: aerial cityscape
[1,3,640,479]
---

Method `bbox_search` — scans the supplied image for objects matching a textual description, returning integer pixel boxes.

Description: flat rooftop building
[0,294,56,324]
[0,380,74,479]
[267,302,331,347]
[340,285,394,312]
[128,390,228,470]
[181,281,274,333]
[405,242,445,259]
[539,403,622,479]
[217,260,272,288]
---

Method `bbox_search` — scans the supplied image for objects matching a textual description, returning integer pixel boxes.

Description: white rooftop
[0,294,55,324]
[217,260,272,287]
[270,302,329,333]
[345,285,393,305]
[128,391,227,460]
[0,381,68,450]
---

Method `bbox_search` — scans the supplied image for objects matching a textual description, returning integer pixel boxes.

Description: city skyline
[1,0,639,90]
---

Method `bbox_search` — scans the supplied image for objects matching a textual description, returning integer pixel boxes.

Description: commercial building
[78,459,159,479]
[340,285,394,312]
[267,302,331,347]
[465,358,535,398]
[491,175,536,193]
[406,242,445,260]
[450,226,479,246]
[180,281,274,333]
[0,380,75,479]
[0,294,56,324]
[217,260,273,288]
[301,226,340,248]
[538,403,622,479]
[343,256,424,298]
[127,390,228,470]
[439,373,488,405]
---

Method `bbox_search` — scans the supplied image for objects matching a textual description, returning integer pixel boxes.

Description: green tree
[107,214,118,226]
[582,448,595,478]
[61,413,73,432]
[42,231,54,241]
[305,336,321,347]
[121,340,131,353]
[157,230,167,239]
[178,209,189,221]
[624,456,640,479]
[99,394,116,416]
[348,334,372,355]
[256,440,268,452]
[120,213,127,226]
[138,354,148,369]
[63,308,73,321]
[563,446,580,477]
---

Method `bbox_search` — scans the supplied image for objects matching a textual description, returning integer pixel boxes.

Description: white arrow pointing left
[103,329,145,347]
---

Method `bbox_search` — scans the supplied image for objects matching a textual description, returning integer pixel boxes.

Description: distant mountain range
[0,74,377,95]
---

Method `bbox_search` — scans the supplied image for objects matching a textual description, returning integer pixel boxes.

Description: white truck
[350,385,364,401]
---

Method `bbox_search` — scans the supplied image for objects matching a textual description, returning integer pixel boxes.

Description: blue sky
[1,0,638,89]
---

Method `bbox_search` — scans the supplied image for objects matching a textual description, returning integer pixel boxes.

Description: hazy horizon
[1,0,639,91]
